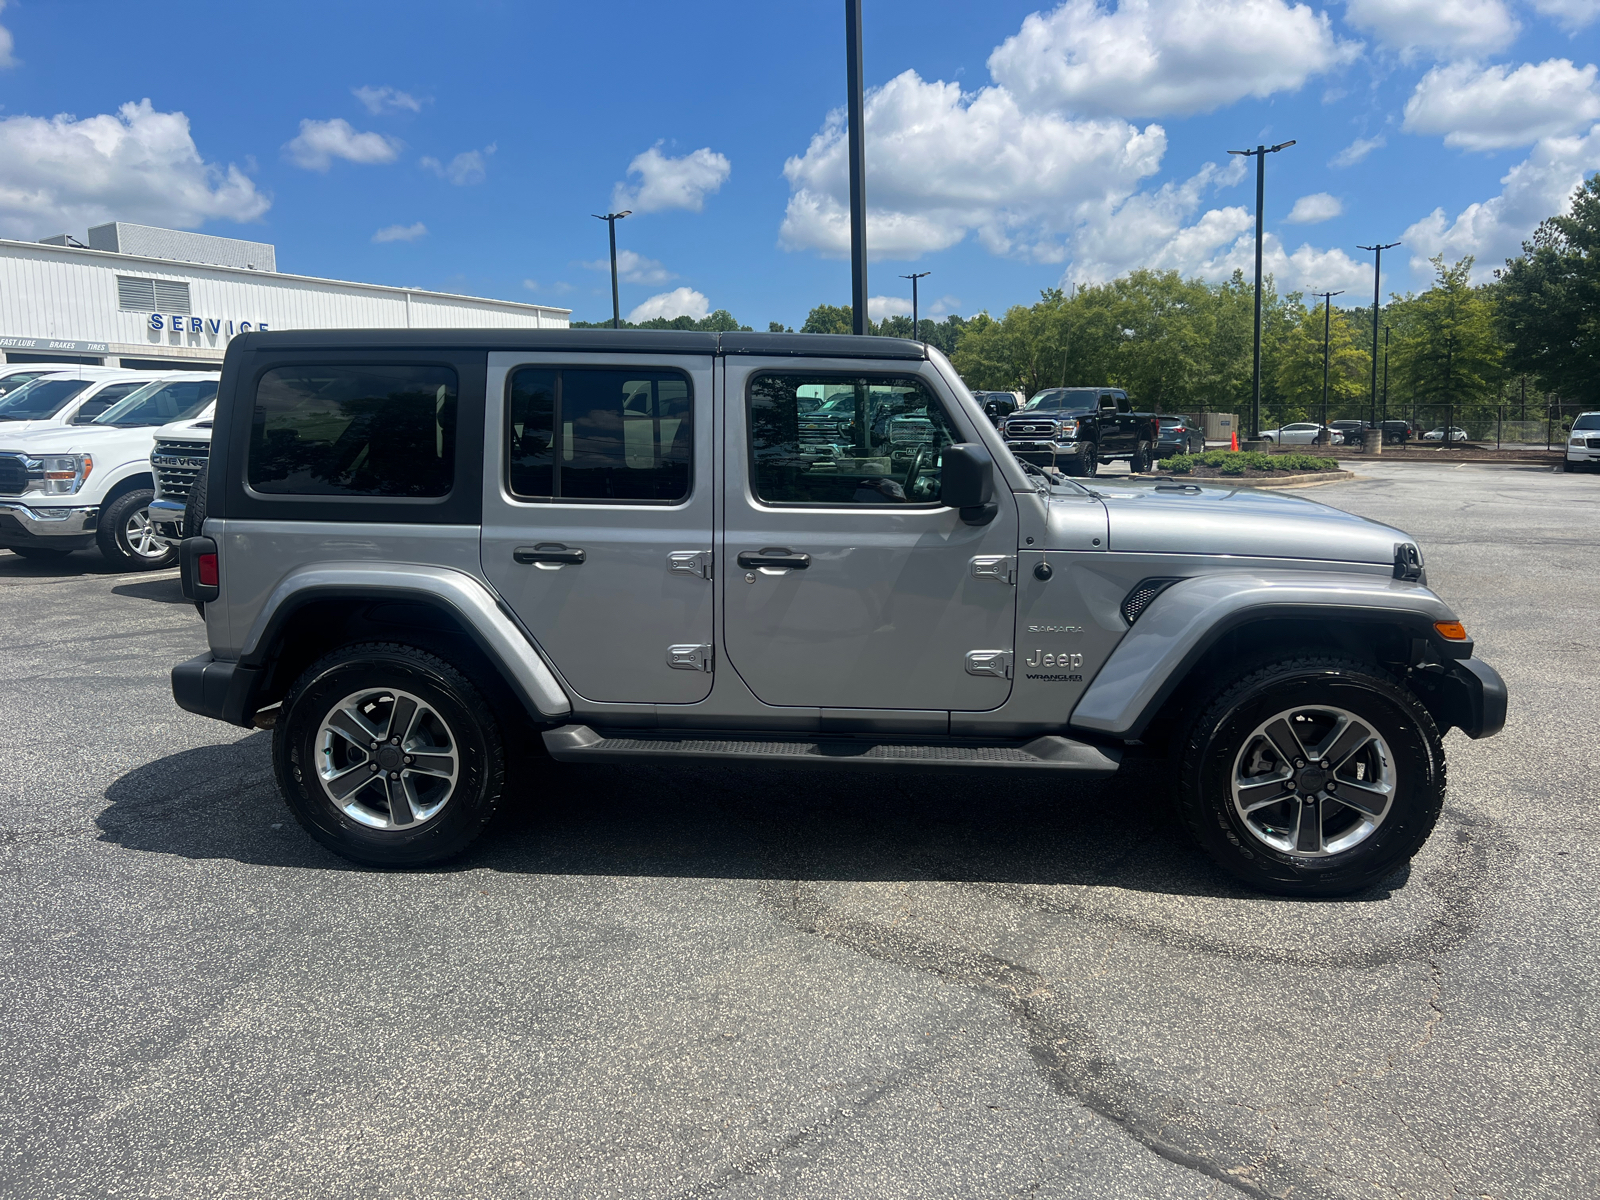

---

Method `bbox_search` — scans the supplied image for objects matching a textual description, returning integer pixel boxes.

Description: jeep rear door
[720,356,1019,713]
[481,350,715,704]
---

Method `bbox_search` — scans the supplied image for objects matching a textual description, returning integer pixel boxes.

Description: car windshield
[1573,415,1600,430]
[1024,388,1102,411]
[0,370,50,397]
[92,379,218,426]
[0,377,92,420]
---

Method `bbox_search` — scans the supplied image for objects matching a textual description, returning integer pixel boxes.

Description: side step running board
[541,725,1121,776]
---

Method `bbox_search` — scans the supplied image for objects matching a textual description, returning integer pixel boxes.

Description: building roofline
[0,237,572,318]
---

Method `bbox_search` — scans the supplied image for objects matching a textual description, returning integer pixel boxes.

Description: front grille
[1588,438,1600,450]
[0,454,27,496]
[151,439,210,501]
[1006,421,1057,438]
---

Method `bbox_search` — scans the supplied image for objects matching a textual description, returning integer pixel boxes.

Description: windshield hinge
[970,555,1017,585]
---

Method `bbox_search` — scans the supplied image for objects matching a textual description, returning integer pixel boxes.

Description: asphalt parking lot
[2,460,1597,1200]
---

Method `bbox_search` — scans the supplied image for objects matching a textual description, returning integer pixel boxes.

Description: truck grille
[1588,438,1600,450]
[1006,421,1056,438]
[151,438,211,501]
[0,454,27,496]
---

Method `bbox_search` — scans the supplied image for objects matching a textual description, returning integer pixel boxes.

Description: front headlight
[25,453,93,495]
[1058,418,1078,437]
[1572,437,1585,445]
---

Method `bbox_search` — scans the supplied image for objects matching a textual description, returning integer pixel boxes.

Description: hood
[1055,480,1413,565]
[0,424,154,455]
[0,417,66,434]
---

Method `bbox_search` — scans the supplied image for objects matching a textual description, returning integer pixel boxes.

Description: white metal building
[1,222,570,370]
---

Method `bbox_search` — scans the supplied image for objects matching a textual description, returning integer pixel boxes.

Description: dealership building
[0,222,570,370]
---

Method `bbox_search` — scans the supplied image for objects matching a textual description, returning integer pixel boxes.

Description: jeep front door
[481,351,715,704]
[721,361,1019,712]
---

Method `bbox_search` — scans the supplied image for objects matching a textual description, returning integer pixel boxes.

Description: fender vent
[1121,577,1183,625]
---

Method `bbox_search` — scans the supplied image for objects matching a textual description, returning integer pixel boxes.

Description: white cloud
[987,0,1358,118]
[1343,0,1518,57]
[284,118,401,171]
[421,144,495,186]
[628,287,709,323]
[1287,192,1344,223]
[583,248,674,285]
[1331,134,1386,166]
[611,145,730,214]
[1530,0,1600,31]
[1403,122,1600,280]
[868,295,914,321]
[372,222,426,243]
[0,0,16,69]
[780,70,1166,261]
[0,99,268,240]
[352,86,423,115]
[1403,59,1600,151]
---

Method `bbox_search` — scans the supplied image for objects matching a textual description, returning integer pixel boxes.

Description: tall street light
[845,0,869,334]
[1228,139,1296,439]
[1357,240,1400,429]
[899,271,930,342]
[592,210,631,329]
[1313,289,1344,442]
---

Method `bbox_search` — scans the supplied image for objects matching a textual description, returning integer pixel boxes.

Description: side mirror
[941,443,997,525]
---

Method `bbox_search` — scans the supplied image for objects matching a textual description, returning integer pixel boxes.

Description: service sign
[148,315,269,335]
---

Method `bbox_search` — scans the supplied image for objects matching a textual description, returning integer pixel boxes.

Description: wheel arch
[101,470,156,507]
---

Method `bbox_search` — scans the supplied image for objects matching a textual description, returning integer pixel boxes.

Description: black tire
[96,488,178,571]
[1562,459,1575,473]
[182,463,209,538]
[1064,442,1098,476]
[10,546,73,561]
[274,642,507,867]
[1176,655,1445,897]
[1131,439,1152,473]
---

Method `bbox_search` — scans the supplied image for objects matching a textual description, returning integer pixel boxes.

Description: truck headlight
[27,453,93,495]
[1058,419,1078,437]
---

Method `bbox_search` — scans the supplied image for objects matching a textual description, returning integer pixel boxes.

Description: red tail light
[198,553,218,587]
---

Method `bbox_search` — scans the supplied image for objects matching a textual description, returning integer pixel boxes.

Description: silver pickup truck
[171,330,1505,896]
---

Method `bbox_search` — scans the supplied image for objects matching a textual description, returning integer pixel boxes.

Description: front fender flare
[1068,572,1461,739]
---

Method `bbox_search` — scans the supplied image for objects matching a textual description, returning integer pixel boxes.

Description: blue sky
[0,0,1596,325]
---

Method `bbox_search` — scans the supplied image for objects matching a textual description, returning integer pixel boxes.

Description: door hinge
[965,649,1013,679]
[668,550,713,579]
[970,555,1017,585]
[667,643,714,672]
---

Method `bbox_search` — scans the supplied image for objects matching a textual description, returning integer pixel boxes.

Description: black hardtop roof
[229,328,929,360]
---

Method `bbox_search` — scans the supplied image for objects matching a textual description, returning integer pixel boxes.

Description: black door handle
[736,548,810,570]
[514,543,586,565]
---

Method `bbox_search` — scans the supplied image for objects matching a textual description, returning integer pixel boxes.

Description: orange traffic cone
[1231,431,1239,451]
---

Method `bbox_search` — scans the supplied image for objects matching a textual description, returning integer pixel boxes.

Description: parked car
[1329,420,1374,446]
[0,362,101,398]
[0,373,219,568]
[1422,427,1469,442]
[1259,422,1344,446]
[1379,420,1413,445]
[171,328,1504,897]
[1000,387,1161,475]
[973,391,1020,425]
[1155,416,1204,457]
[1565,412,1600,472]
[148,407,217,547]
[0,368,158,433]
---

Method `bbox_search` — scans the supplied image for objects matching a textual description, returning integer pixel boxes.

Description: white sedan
[1422,427,1469,442]
[1259,422,1343,445]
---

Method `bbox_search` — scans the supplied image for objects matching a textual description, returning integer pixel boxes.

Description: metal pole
[1357,241,1399,431]
[1382,326,1389,422]
[1313,290,1342,444]
[845,0,869,335]
[899,271,929,345]
[1228,139,1295,440]
[591,211,631,328]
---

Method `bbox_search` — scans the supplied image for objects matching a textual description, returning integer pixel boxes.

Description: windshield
[92,379,218,427]
[1573,415,1600,430]
[0,370,50,397]
[1025,388,1103,411]
[0,377,92,420]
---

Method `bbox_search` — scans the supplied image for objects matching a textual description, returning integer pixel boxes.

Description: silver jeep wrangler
[171,330,1505,896]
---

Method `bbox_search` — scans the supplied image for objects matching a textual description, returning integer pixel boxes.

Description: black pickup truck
[999,387,1161,476]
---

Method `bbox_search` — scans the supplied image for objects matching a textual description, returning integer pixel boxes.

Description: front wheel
[274,643,508,866]
[1177,656,1445,896]
[97,489,178,571]
[1064,442,1098,476]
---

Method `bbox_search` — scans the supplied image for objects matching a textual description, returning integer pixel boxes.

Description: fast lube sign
[149,315,269,335]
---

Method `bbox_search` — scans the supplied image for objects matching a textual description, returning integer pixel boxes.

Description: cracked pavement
[1,460,1596,1198]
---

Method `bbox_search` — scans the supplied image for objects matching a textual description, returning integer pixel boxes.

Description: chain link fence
[1270,396,1594,448]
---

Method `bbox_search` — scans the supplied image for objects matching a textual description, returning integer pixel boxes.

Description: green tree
[1496,172,1600,406]
[801,304,854,335]
[1272,302,1367,423]
[1390,256,1505,413]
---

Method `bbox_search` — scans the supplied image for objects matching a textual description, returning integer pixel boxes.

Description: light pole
[1313,289,1343,442]
[845,0,869,335]
[1382,326,1390,423]
[591,210,631,328]
[899,271,930,342]
[1228,140,1295,440]
[1356,240,1400,429]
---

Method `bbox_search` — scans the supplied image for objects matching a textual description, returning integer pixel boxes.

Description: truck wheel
[97,489,178,571]
[274,643,507,867]
[1176,656,1444,897]
[1066,443,1098,476]
[1131,440,1152,473]
[182,463,209,537]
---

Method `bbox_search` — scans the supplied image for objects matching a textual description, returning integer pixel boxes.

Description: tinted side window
[248,365,457,497]
[749,373,959,506]
[72,382,143,423]
[1116,395,1131,414]
[507,367,691,503]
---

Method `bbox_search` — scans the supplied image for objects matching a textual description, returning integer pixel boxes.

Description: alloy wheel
[124,506,166,559]
[315,688,460,830]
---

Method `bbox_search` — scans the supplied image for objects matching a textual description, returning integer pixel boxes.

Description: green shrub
[1163,450,1337,475]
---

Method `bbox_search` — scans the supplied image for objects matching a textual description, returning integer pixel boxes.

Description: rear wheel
[1177,655,1445,896]
[274,642,507,866]
[96,488,178,571]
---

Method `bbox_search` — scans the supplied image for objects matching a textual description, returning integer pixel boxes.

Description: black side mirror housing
[941,443,997,525]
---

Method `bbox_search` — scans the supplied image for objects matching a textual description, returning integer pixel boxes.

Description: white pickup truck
[0,373,218,569]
